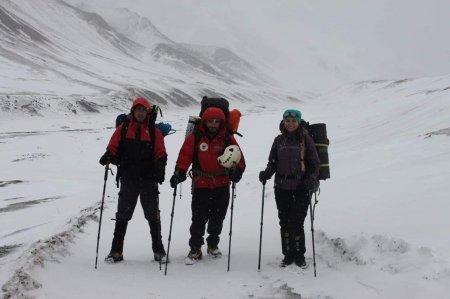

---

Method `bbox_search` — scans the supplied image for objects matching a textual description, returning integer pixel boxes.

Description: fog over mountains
[0,0,298,115]
[68,0,450,93]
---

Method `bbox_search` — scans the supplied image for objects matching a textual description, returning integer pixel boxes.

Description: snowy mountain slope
[99,7,172,48]
[97,7,270,85]
[311,75,450,255]
[1,75,449,298]
[71,0,450,94]
[0,0,296,115]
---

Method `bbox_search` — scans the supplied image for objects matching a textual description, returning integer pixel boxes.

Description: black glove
[99,151,110,166]
[259,171,267,185]
[259,170,272,185]
[300,177,319,192]
[229,167,243,183]
[99,151,119,166]
[154,157,167,184]
[155,172,165,184]
[170,169,186,188]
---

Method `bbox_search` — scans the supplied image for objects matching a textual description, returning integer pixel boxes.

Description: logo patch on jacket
[199,142,208,151]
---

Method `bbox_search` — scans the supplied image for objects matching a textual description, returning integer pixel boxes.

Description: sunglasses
[206,118,221,124]
[283,111,300,119]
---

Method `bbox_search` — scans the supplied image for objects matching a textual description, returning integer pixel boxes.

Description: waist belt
[275,174,301,180]
[190,169,228,184]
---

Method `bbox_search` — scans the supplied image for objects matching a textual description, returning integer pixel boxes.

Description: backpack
[115,105,159,146]
[185,96,242,138]
[279,119,330,181]
[306,122,330,180]
[115,106,175,140]
[187,96,242,172]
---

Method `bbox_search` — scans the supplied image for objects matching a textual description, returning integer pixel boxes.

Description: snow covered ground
[1,76,450,298]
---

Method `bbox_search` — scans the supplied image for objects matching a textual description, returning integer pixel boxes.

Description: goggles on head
[283,111,300,119]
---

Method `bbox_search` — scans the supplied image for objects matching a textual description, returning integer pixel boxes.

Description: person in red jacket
[170,107,246,264]
[99,98,167,263]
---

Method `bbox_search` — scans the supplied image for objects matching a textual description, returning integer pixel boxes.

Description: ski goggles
[283,111,300,118]
[282,109,302,122]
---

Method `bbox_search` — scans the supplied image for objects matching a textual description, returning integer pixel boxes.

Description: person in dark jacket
[169,107,246,265]
[259,109,320,268]
[99,98,167,263]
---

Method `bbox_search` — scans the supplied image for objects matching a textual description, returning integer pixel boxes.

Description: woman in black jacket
[259,109,320,267]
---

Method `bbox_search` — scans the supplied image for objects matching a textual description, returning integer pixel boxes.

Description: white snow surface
[1,75,450,298]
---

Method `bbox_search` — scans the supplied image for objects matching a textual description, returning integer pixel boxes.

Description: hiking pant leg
[275,187,294,256]
[189,188,212,249]
[115,179,139,222]
[274,187,292,233]
[289,189,310,256]
[111,221,128,253]
[206,186,230,248]
[111,180,139,253]
[139,181,163,252]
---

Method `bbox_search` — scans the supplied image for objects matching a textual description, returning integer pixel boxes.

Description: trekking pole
[164,185,177,275]
[95,164,111,269]
[309,191,319,277]
[227,182,236,272]
[156,186,163,271]
[257,182,266,271]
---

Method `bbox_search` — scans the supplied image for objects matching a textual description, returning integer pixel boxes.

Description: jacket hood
[131,98,151,111]
[200,107,226,134]
[202,107,225,121]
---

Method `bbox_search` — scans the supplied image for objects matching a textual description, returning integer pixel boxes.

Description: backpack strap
[120,119,129,141]
[192,129,202,171]
[148,105,160,161]
[299,135,306,173]
[116,120,129,187]
[299,127,310,173]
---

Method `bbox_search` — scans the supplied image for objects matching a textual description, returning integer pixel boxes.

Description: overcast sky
[66,0,450,93]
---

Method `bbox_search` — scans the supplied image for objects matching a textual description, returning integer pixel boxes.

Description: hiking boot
[105,251,123,263]
[207,246,222,258]
[281,255,294,267]
[294,255,307,268]
[184,248,202,265]
[154,248,168,263]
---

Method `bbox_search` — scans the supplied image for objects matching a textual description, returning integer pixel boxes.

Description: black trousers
[112,178,163,253]
[274,187,310,256]
[189,186,230,249]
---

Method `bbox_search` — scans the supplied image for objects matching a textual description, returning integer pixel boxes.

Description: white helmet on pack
[218,145,241,169]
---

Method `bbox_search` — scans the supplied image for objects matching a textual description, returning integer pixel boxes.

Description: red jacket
[107,119,166,160]
[106,98,167,180]
[175,107,245,189]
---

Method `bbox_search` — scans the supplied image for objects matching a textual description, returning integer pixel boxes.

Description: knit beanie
[282,109,302,123]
